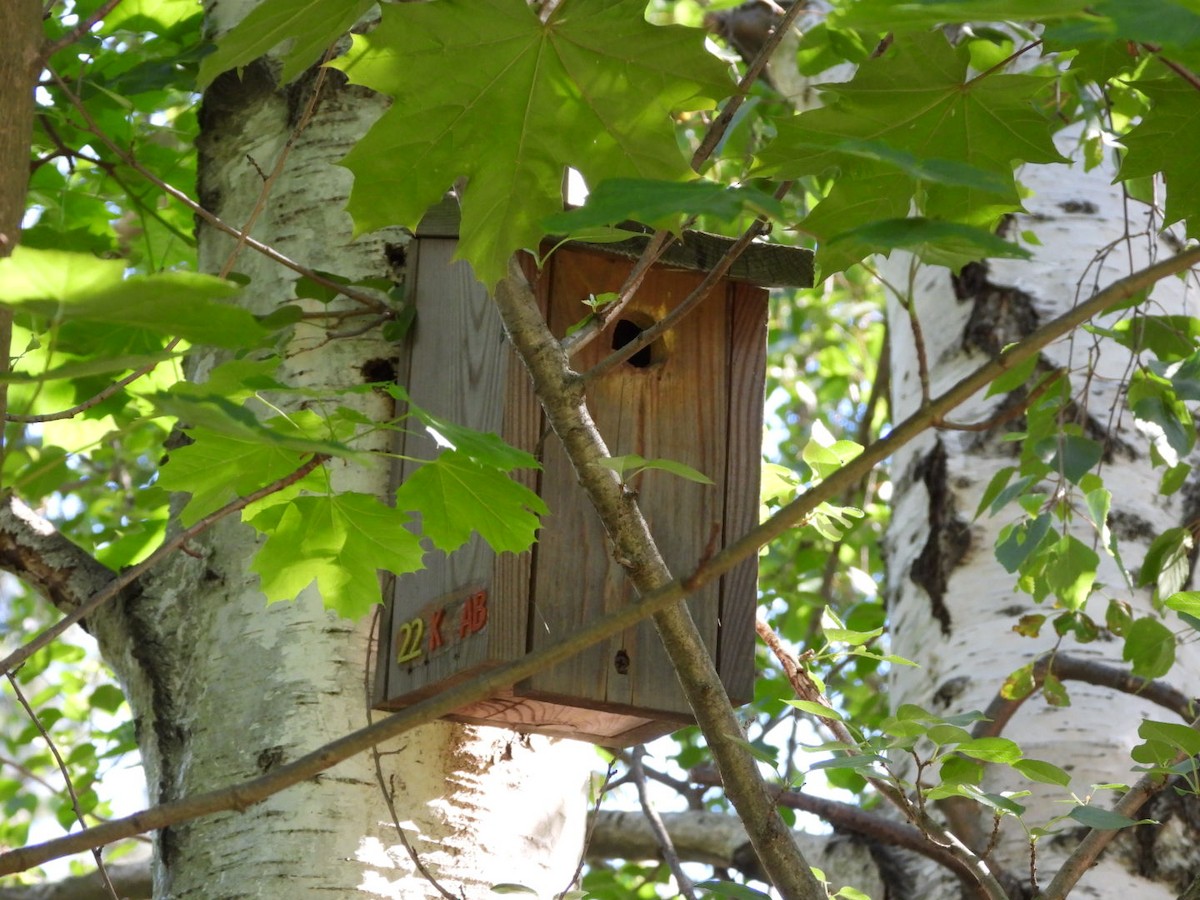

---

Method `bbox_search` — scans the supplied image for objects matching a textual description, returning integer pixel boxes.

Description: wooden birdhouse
[374,198,813,745]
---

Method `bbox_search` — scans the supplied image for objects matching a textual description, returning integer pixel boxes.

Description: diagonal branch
[491,258,827,900]
[0,454,326,676]
[0,496,116,617]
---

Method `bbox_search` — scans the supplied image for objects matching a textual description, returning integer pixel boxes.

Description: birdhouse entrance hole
[611,314,662,368]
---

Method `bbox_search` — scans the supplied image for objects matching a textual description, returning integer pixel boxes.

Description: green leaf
[1121,80,1200,237]
[390,386,539,471]
[995,513,1052,573]
[1050,435,1103,484]
[1108,314,1200,362]
[786,700,844,721]
[955,737,1023,764]
[0,247,267,348]
[1165,590,1200,618]
[802,438,863,478]
[331,0,730,286]
[758,31,1066,271]
[543,178,785,234]
[1138,527,1193,596]
[395,450,548,554]
[1045,535,1098,610]
[1066,805,1144,830]
[247,493,425,618]
[1122,616,1176,680]
[88,684,127,714]
[599,453,714,485]
[1138,718,1200,757]
[157,425,329,526]
[834,0,1090,31]
[975,467,1015,518]
[1013,758,1071,787]
[151,395,358,457]
[197,0,375,87]
[825,217,1031,272]
[986,356,1040,398]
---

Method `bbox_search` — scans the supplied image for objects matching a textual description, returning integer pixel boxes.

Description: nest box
[374,199,813,745]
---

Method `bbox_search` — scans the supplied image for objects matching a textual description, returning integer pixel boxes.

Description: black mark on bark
[910,440,969,636]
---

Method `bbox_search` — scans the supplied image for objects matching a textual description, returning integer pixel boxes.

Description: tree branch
[0,454,327,676]
[974,652,1197,740]
[492,258,827,900]
[0,495,116,617]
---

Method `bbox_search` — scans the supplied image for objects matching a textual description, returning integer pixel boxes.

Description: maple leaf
[394,450,547,555]
[157,427,328,526]
[758,32,1066,274]
[329,0,730,286]
[247,493,425,618]
[1120,80,1200,239]
[197,0,374,87]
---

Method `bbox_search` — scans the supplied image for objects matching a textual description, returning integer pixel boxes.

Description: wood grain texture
[718,282,769,705]
[525,249,732,718]
[379,238,767,742]
[379,239,530,706]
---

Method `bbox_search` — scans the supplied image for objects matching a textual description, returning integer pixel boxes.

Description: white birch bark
[884,129,1200,898]
[102,3,594,897]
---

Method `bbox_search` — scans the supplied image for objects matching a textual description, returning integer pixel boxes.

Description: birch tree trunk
[96,3,593,896]
[884,131,1200,898]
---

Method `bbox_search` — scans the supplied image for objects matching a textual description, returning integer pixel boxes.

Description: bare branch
[974,652,1197,740]
[493,259,827,900]
[0,860,150,900]
[0,496,115,617]
[4,675,120,900]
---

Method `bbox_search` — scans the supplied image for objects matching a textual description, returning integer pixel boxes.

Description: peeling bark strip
[909,440,969,636]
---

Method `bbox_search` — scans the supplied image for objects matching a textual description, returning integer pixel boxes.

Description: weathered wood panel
[378,239,532,704]
[718,282,767,705]
[378,236,771,744]
[522,249,735,719]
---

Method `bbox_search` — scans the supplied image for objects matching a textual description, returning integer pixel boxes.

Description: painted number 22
[395,617,425,663]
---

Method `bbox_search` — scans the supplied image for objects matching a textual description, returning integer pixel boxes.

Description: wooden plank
[379,238,530,707]
[524,249,730,718]
[718,282,768,706]
[414,196,814,288]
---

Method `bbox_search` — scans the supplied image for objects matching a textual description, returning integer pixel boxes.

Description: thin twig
[46,68,391,314]
[690,0,808,170]
[563,760,617,899]
[7,338,181,423]
[562,0,805,359]
[630,748,696,900]
[39,0,124,63]
[5,674,121,900]
[1142,43,1200,92]
[363,609,457,900]
[973,652,1197,740]
[582,181,792,380]
[755,618,1010,900]
[0,454,327,676]
[218,46,336,280]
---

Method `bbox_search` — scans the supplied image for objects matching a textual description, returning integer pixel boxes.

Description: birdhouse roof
[413,196,814,290]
